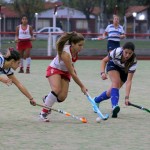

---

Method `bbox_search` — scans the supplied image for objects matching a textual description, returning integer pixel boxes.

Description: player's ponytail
[56,32,84,58]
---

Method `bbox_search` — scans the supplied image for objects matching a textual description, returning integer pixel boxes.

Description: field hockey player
[0,48,36,106]
[39,32,88,122]
[93,42,137,118]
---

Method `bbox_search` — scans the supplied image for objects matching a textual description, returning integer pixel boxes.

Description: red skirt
[46,66,71,81]
[17,39,32,51]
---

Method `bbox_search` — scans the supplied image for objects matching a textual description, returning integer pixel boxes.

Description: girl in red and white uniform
[39,32,88,122]
[15,15,35,74]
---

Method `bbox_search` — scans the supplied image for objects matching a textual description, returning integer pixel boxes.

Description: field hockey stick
[7,40,16,44]
[85,92,109,120]
[2,40,16,44]
[1,39,33,44]
[128,102,150,113]
[91,35,122,41]
[12,39,35,43]
[91,37,108,41]
[36,103,87,123]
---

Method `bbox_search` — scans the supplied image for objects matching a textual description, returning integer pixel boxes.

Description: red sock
[42,108,49,113]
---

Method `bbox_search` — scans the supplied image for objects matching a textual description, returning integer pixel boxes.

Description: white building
[36,6,96,33]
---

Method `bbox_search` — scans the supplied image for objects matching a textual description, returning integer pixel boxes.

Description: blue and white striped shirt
[0,55,14,76]
[105,24,124,41]
[108,47,137,73]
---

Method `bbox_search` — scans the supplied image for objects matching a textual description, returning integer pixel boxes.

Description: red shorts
[17,39,32,51]
[46,66,71,81]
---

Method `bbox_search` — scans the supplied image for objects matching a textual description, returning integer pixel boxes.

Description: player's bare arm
[125,73,134,105]
[61,51,87,94]
[15,26,19,42]
[100,56,109,80]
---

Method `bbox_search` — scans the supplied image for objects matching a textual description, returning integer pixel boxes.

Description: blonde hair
[56,32,84,58]
[113,14,119,19]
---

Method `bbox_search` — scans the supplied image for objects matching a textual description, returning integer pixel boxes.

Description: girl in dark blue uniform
[0,48,36,106]
[94,42,137,118]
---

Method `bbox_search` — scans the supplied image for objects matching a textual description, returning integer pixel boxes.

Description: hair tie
[8,47,14,51]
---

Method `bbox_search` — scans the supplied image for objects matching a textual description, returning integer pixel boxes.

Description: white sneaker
[39,113,50,122]
[42,95,47,103]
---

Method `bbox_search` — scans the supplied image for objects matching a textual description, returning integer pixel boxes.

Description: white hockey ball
[96,117,101,123]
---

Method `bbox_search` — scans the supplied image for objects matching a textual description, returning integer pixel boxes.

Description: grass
[1,38,150,51]
[0,60,150,150]
[84,39,150,50]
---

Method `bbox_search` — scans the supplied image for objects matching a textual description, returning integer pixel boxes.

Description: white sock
[20,58,24,68]
[45,92,57,107]
[26,57,31,68]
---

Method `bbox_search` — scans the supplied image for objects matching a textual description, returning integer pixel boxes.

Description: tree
[61,0,100,32]
[0,0,7,4]
[12,0,45,25]
[104,0,131,20]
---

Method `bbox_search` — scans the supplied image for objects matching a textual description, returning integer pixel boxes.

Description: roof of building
[126,6,149,18]
[1,6,19,18]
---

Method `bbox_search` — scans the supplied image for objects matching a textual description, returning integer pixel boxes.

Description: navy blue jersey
[108,47,137,73]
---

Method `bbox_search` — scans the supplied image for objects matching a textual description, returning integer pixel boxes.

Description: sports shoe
[39,113,50,122]
[18,67,24,73]
[26,68,30,74]
[42,95,47,103]
[93,97,99,113]
[112,105,120,118]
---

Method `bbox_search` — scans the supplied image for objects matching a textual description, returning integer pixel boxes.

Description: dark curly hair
[123,42,137,73]
[4,48,20,61]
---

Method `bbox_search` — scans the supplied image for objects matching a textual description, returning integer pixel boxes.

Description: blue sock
[94,91,110,103]
[111,88,119,108]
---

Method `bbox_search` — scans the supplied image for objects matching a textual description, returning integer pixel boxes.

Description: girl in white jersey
[0,48,36,106]
[93,42,137,118]
[15,15,35,74]
[39,32,88,122]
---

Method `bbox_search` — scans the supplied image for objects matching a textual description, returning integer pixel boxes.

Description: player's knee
[106,91,111,97]
[52,88,68,102]
[57,95,67,102]
[53,87,62,95]
[51,91,63,103]
[112,81,120,88]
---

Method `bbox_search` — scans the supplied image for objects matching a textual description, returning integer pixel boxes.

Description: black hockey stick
[128,102,150,113]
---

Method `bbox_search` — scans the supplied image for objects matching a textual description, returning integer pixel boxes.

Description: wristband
[29,98,33,101]
[100,72,105,76]
[125,96,129,99]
